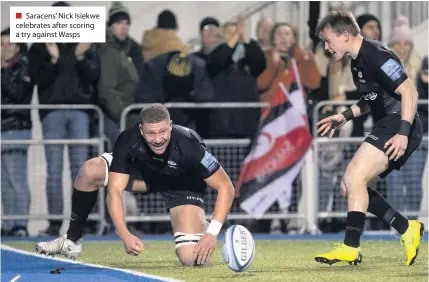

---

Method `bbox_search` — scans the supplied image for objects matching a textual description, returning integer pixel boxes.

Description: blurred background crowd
[1,1,428,237]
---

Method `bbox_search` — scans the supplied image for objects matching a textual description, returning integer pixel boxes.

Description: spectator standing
[28,1,99,236]
[97,1,143,146]
[142,9,188,61]
[388,16,421,85]
[255,17,274,51]
[257,22,320,103]
[194,16,266,139]
[1,28,33,236]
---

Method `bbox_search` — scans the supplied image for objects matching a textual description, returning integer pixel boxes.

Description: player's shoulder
[172,125,204,144]
[361,39,401,65]
[116,123,141,146]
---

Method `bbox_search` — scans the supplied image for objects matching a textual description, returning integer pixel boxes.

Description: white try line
[10,275,21,282]
[1,244,183,282]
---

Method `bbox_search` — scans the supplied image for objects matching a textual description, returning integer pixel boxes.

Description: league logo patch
[381,58,404,82]
[201,151,219,173]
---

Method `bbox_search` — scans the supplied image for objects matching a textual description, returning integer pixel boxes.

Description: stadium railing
[0,104,108,235]
[312,100,429,232]
[120,102,318,234]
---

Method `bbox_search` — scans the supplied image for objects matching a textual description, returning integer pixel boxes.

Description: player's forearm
[350,104,363,118]
[211,185,235,225]
[401,89,418,125]
[107,190,129,239]
[352,97,370,118]
[396,79,418,136]
[342,98,369,121]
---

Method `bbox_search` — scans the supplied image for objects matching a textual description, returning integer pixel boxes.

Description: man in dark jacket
[28,1,100,236]
[135,51,215,129]
[1,27,34,236]
[194,16,266,139]
[96,1,143,147]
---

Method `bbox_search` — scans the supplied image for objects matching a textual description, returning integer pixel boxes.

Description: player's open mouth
[151,142,165,151]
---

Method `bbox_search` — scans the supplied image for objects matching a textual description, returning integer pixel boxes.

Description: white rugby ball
[222,225,255,272]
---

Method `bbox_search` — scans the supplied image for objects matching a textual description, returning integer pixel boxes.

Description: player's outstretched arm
[107,172,144,256]
[205,166,235,227]
[193,166,235,265]
[107,172,129,238]
[316,97,369,138]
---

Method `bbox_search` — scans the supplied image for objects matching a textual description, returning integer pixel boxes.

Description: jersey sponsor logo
[201,151,219,173]
[187,195,204,203]
[168,160,177,168]
[381,58,404,81]
[364,92,378,101]
[368,134,379,140]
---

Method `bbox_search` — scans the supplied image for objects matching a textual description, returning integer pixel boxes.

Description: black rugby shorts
[363,114,423,178]
[160,190,205,212]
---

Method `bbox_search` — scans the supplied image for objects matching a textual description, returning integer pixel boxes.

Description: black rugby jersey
[110,123,221,193]
[351,39,409,122]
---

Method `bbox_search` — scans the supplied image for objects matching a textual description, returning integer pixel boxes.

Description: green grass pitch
[7,240,428,281]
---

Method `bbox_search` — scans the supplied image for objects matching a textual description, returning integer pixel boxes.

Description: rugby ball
[222,225,255,272]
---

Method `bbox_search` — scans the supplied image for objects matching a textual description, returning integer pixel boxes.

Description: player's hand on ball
[193,233,216,266]
[316,114,346,137]
[122,233,144,256]
[384,134,408,161]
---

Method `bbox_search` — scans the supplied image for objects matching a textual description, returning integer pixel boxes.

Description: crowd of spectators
[1,1,427,236]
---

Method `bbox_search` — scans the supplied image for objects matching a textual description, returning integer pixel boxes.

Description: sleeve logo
[381,58,404,81]
[200,151,219,172]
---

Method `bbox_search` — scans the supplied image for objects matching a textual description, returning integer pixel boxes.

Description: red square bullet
[16,12,22,19]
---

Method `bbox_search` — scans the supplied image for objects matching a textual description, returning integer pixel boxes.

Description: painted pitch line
[10,275,21,282]
[1,244,183,282]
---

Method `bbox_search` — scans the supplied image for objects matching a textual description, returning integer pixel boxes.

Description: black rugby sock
[66,188,98,242]
[367,187,409,235]
[344,211,366,248]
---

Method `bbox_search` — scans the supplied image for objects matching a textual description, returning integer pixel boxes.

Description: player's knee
[341,168,367,198]
[340,178,348,198]
[177,250,196,266]
[176,245,198,266]
[74,157,106,190]
[174,233,203,267]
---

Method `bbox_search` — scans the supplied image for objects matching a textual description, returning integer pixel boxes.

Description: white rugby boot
[35,234,82,260]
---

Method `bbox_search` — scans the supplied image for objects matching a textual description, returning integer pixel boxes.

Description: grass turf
[6,240,428,281]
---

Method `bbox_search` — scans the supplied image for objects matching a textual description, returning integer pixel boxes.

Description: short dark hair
[140,104,170,124]
[316,10,360,38]
[199,17,220,32]
[1,27,28,53]
[157,10,177,30]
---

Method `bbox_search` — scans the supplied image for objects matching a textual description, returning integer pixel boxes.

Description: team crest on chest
[364,92,378,100]
[357,69,366,83]
[168,160,177,169]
